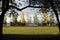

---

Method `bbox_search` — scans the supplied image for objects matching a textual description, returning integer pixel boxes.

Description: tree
[50,12,54,26]
[20,11,25,25]
[26,11,31,24]
[3,13,7,26]
[1,0,60,33]
[34,11,38,25]
[42,10,48,26]
[0,0,9,27]
[43,0,60,32]
[27,16,31,24]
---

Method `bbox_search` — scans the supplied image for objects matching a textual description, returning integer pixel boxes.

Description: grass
[2,26,59,35]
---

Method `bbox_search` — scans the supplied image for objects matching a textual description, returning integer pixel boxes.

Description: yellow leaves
[20,11,25,23]
[21,19,25,23]
[27,17,31,23]
[50,13,54,23]
[34,12,39,24]
[42,12,48,23]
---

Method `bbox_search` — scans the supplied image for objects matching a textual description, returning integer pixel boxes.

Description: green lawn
[2,26,59,35]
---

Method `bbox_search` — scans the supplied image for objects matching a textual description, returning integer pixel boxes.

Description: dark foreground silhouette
[2,34,60,40]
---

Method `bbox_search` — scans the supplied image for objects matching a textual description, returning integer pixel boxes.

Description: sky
[6,7,59,23]
[5,0,60,23]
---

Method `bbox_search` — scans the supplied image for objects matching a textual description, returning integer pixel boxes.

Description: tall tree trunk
[0,0,9,27]
[0,0,5,27]
[50,2,60,32]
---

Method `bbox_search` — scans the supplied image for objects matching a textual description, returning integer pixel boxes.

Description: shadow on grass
[2,34,60,40]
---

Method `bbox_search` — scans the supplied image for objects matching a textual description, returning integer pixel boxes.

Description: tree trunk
[0,0,5,27]
[0,0,9,27]
[50,2,60,32]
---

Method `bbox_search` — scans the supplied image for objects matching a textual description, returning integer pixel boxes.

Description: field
[2,26,59,35]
